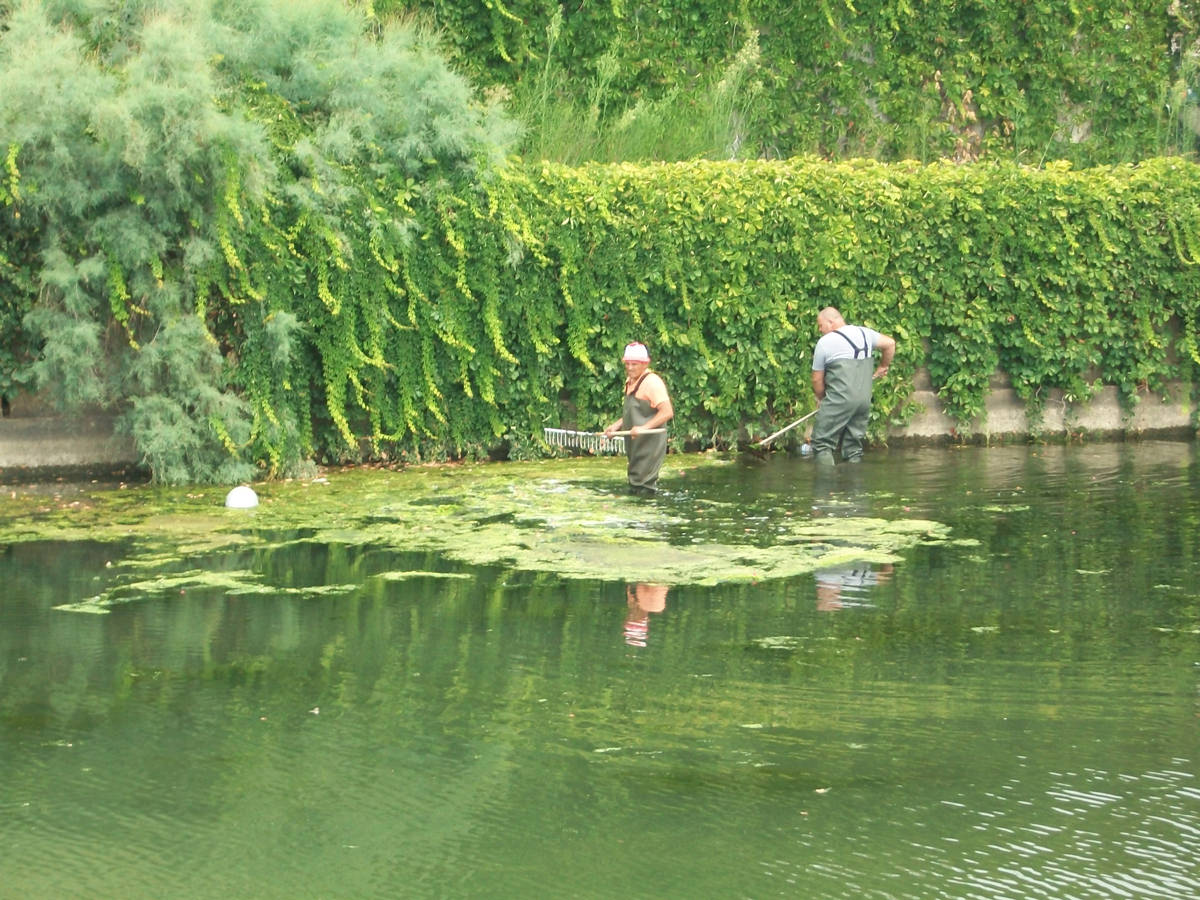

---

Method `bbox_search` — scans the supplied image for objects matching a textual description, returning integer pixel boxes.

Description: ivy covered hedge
[115,151,1200,471]
[367,155,1200,461]
[7,141,1200,480]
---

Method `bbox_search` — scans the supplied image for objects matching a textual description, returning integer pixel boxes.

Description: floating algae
[0,455,956,611]
[55,568,362,614]
[375,571,475,582]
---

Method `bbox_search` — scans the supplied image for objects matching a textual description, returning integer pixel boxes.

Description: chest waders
[623,373,668,491]
[812,328,874,465]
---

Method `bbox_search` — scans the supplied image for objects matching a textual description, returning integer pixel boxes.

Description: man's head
[623,341,650,377]
[817,307,845,335]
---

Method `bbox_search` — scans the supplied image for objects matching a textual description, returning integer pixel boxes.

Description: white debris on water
[225,485,259,508]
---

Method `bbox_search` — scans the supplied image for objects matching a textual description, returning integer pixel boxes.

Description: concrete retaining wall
[0,412,140,480]
[1,372,1195,479]
[895,371,1196,444]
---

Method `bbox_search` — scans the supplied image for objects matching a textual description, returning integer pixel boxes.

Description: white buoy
[225,485,259,509]
[800,442,813,456]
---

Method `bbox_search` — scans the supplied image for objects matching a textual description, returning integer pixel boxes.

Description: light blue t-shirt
[812,325,881,371]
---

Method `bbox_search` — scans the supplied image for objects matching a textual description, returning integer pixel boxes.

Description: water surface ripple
[2,443,1198,898]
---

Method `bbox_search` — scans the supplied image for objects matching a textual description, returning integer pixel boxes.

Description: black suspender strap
[833,327,871,359]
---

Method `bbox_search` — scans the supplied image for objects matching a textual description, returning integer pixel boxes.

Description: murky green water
[2,443,1198,899]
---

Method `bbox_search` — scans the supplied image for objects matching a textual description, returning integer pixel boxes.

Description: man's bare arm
[873,335,896,379]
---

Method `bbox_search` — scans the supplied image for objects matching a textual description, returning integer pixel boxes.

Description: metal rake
[543,427,665,454]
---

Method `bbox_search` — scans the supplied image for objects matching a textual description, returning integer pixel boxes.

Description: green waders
[811,355,874,466]
[623,375,667,491]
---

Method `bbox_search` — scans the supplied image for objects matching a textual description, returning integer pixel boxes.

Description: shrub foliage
[421,157,1200,455]
[386,0,1200,165]
[0,0,514,480]
[2,3,1199,483]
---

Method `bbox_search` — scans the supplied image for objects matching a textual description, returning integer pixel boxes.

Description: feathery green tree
[0,0,515,481]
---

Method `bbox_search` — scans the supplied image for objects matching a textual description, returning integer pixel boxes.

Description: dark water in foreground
[2,443,1199,899]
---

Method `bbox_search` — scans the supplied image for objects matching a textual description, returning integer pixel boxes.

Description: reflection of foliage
[1,445,1195,863]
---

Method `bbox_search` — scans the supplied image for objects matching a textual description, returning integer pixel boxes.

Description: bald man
[810,307,896,465]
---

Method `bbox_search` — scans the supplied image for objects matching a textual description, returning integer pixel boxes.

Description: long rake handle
[603,428,665,436]
[755,409,817,447]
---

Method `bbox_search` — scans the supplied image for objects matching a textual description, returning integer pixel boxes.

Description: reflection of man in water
[624,583,669,646]
[811,461,868,518]
[815,563,893,611]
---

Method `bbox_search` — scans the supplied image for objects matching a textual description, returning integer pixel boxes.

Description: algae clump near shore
[0,455,957,611]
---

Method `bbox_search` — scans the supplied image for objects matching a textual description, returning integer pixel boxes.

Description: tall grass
[510,9,767,164]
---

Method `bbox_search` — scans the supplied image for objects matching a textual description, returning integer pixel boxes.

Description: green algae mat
[0,454,958,613]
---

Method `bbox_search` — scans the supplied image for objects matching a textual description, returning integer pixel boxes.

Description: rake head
[543,428,627,454]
